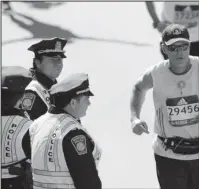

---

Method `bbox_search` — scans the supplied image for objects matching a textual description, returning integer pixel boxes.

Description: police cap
[2,66,32,92]
[28,37,67,58]
[50,73,94,98]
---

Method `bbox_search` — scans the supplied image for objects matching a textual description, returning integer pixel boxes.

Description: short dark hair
[50,93,72,109]
[33,56,44,69]
[29,56,44,77]
[50,93,84,109]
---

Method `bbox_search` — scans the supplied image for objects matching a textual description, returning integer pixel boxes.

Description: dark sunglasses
[167,43,190,52]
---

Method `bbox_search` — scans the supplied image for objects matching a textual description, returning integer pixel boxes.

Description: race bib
[166,95,199,127]
[174,5,199,24]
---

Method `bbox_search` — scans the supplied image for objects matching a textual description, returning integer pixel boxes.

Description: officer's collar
[34,71,57,89]
[48,105,65,114]
[48,105,81,123]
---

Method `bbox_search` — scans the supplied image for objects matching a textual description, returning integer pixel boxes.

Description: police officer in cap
[29,73,102,189]
[21,37,67,120]
[2,66,33,189]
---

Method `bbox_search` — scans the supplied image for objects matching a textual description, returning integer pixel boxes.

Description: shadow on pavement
[25,2,66,9]
[3,10,152,47]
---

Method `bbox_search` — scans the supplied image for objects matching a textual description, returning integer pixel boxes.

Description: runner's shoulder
[145,59,169,75]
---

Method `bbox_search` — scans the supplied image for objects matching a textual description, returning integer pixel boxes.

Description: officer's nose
[87,98,91,106]
[54,60,63,68]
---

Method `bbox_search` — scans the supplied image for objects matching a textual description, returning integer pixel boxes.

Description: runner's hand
[131,118,149,135]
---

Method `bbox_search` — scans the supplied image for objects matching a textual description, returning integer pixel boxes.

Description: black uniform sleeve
[22,131,33,189]
[22,130,31,160]
[62,129,102,189]
[21,90,47,120]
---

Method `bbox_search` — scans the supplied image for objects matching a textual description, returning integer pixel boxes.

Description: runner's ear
[161,42,167,54]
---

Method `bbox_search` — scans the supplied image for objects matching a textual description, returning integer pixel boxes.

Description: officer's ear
[70,98,77,108]
[34,58,41,69]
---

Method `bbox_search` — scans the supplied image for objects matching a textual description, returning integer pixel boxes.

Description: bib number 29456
[166,95,199,127]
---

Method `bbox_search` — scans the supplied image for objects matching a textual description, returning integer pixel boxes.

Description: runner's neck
[169,60,191,75]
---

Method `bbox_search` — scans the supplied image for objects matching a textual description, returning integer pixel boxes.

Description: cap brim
[165,38,190,45]
[40,52,66,58]
[59,53,66,58]
[88,91,94,96]
[83,91,94,96]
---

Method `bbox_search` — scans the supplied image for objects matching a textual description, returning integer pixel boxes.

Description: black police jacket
[21,71,57,120]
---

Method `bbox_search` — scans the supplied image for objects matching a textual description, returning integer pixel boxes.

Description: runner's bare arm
[145,2,170,32]
[130,70,153,120]
[145,2,160,27]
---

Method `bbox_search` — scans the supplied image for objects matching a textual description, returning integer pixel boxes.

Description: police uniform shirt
[2,124,31,162]
[2,109,31,161]
[49,106,102,189]
[21,71,57,120]
[2,110,32,185]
